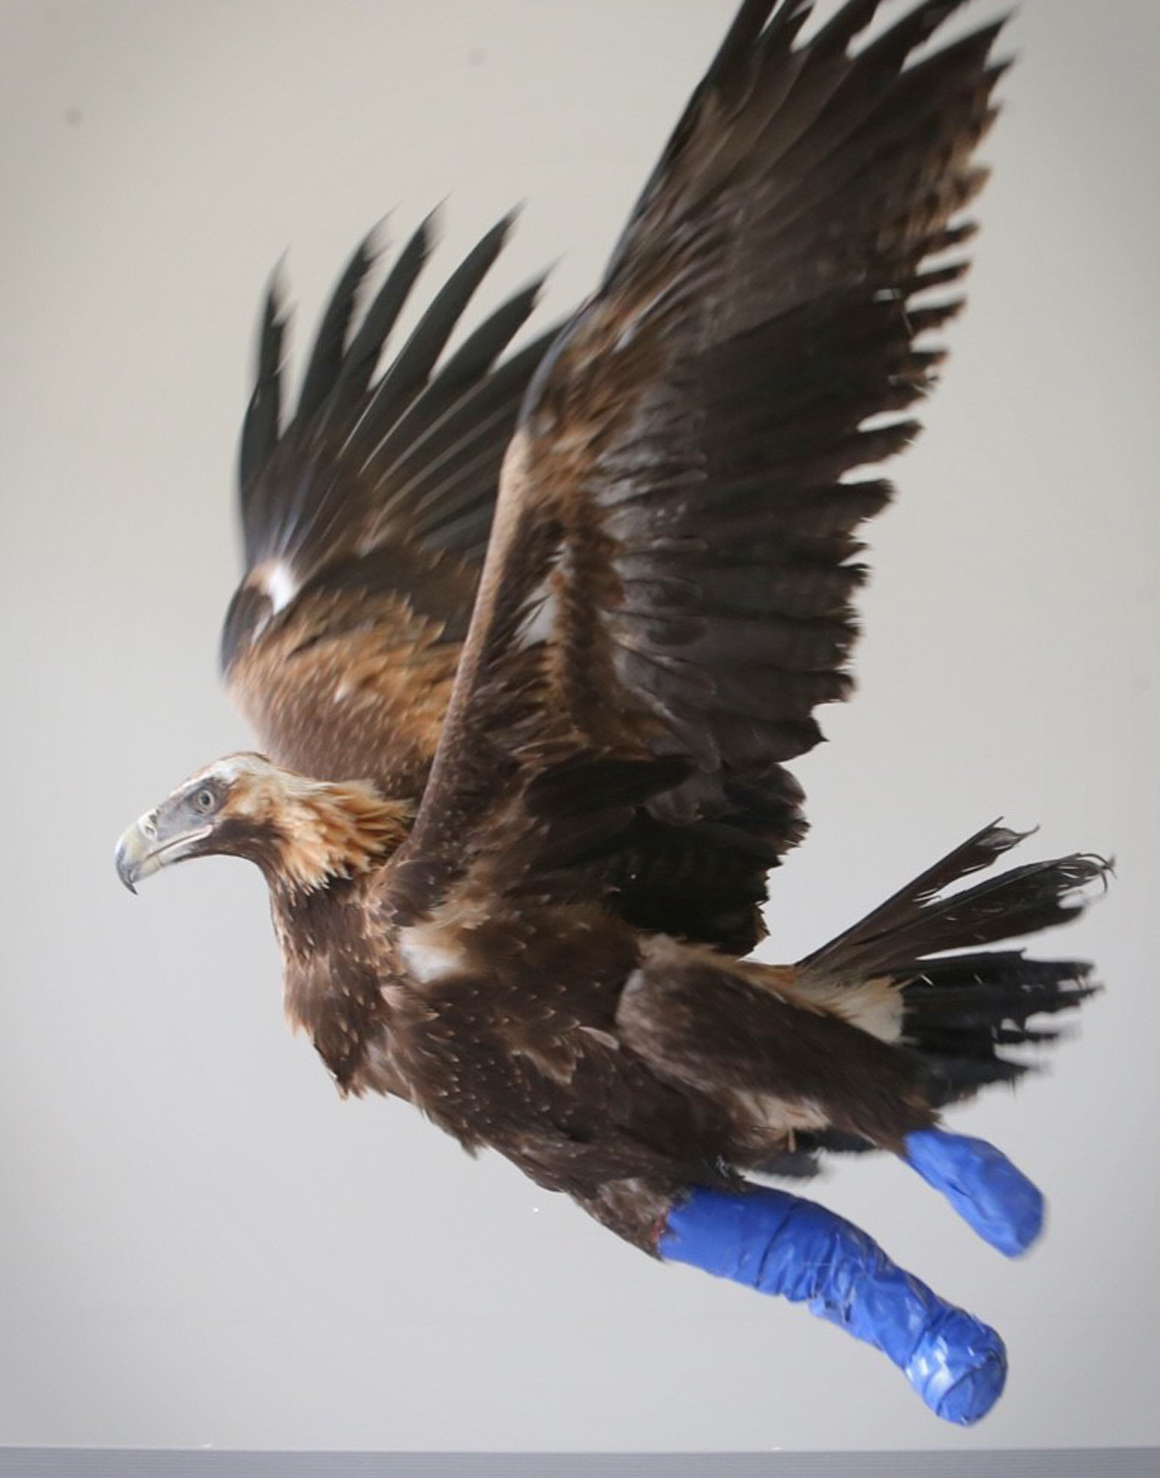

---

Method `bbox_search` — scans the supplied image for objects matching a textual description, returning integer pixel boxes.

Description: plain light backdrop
[2,0,1158,1455]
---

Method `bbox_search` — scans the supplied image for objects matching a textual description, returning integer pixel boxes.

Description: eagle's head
[115,753,410,897]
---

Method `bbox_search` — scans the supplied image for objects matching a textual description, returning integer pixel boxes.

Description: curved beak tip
[114,839,139,895]
[114,810,210,893]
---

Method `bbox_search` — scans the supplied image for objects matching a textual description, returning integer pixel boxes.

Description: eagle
[116,0,1105,1424]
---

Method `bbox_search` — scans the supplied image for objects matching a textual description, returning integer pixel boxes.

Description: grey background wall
[2,0,1158,1455]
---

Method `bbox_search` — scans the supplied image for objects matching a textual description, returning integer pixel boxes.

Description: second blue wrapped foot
[904,1127,1044,1257]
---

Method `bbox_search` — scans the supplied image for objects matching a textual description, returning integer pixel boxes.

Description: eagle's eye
[194,787,218,815]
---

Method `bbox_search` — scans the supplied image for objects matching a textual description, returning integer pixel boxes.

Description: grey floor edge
[0,1451,1157,1477]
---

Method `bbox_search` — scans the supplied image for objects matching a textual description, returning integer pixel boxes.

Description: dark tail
[798,822,1108,1105]
[897,949,1097,1104]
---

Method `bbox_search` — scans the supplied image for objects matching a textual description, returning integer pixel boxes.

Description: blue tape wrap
[660,1185,1006,1426]
[904,1128,1044,1257]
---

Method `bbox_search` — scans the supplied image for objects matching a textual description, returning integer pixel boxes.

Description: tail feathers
[760,950,1099,1173]
[796,823,1108,1110]
[799,822,1110,981]
[899,951,1099,1105]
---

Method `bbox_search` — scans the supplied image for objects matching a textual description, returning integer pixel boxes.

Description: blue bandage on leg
[659,1185,1006,1426]
[904,1128,1044,1257]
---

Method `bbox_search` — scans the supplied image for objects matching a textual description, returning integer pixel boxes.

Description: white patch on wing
[398,925,465,985]
[514,584,558,649]
[259,559,299,614]
[513,537,563,651]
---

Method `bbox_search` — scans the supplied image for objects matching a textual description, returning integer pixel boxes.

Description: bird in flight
[116,0,1105,1424]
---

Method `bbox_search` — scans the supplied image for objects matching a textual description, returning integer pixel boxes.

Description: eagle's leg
[902,1127,1044,1257]
[659,1183,1006,1426]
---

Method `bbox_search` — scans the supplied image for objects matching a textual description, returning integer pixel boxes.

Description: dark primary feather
[344,214,519,465]
[221,216,559,796]
[294,233,377,429]
[238,281,284,493]
[327,217,433,422]
[397,0,1008,952]
[234,211,537,584]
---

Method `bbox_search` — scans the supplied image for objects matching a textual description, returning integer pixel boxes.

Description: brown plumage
[117,0,1105,1260]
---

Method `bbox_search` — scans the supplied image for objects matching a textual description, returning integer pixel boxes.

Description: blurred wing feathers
[238,280,285,495]
[294,230,378,428]
[329,216,434,416]
[344,213,519,463]
[398,0,1007,951]
[222,216,556,795]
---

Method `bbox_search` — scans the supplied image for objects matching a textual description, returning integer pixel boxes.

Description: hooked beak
[114,809,212,894]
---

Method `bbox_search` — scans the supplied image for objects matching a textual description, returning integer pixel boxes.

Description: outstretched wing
[221,214,558,798]
[390,0,1006,951]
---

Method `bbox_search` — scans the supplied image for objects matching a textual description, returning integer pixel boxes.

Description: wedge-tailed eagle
[116,0,1105,1424]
